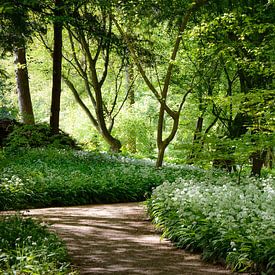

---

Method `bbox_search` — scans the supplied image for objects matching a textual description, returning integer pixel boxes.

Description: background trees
[114,0,209,166]
[184,0,275,175]
[0,0,38,124]
[0,0,274,174]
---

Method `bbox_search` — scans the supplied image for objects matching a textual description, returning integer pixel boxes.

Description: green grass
[0,215,77,274]
[146,175,275,274]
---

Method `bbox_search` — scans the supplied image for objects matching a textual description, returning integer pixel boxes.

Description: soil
[22,202,236,275]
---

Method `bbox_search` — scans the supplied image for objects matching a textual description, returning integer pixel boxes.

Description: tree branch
[62,76,99,130]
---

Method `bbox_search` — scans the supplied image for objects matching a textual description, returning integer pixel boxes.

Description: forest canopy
[0,0,274,175]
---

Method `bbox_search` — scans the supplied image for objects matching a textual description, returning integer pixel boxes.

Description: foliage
[0,148,203,210]
[0,68,16,120]
[3,123,79,151]
[147,175,275,274]
[0,0,44,52]
[0,215,76,274]
[1,0,274,171]
[115,105,156,155]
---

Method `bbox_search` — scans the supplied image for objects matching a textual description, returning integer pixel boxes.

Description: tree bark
[126,61,135,106]
[126,60,137,153]
[64,21,122,153]
[50,0,63,135]
[188,116,204,162]
[156,142,167,168]
[251,150,267,177]
[14,47,35,125]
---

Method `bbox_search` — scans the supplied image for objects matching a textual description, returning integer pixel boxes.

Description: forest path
[23,202,233,275]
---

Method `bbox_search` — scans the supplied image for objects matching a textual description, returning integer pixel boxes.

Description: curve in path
[23,202,234,275]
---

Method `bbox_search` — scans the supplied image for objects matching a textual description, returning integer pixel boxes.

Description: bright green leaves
[147,175,275,273]
[0,215,74,274]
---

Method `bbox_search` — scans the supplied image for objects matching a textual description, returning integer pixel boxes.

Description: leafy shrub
[0,215,76,274]
[3,123,79,151]
[147,176,275,274]
[0,148,203,210]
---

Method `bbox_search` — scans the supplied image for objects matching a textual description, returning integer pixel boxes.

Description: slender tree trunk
[14,47,35,124]
[251,150,267,177]
[63,75,121,152]
[101,129,122,152]
[50,0,63,134]
[126,60,136,153]
[156,109,180,167]
[96,89,122,152]
[156,142,167,168]
[65,24,122,153]
[188,116,204,162]
[126,61,135,106]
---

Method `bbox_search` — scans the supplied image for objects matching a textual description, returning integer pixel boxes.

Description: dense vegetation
[0,148,203,210]
[0,0,274,274]
[0,215,77,274]
[1,0,274,173]
[147,175,275,274]
[1,146,274,274]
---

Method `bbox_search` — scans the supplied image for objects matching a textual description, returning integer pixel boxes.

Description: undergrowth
[0,148,202,210]
[0,215,76,274]
[146,176,275,274]
[1,147,274,274]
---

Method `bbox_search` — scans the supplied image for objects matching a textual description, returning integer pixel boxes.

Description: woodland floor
[21,202,239,275]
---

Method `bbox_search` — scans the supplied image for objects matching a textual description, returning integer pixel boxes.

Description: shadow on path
[23,203,234,275]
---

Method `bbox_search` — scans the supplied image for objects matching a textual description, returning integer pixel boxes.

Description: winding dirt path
[23,203,234,275]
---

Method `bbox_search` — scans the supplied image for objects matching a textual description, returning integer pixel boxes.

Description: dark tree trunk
[156,143,167,168]
[14,47,35,125]
[50,0,63,135]
[156,104,181,167]
[194,116,203,142]
[64,20,123,153]
[251,150,267,177]
[102,130,122,153]
[126,61,135,106]
[96,98,122,153]
[126,60,136,153]
[188,116,203,162]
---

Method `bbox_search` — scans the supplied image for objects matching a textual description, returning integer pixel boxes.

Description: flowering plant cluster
[147,175,275,274]
[0,148,203,210]
[0,215,77,274]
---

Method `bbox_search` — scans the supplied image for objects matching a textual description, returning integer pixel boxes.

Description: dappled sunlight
[22,203,233,275]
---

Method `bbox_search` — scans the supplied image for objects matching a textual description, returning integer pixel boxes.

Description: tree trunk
[156,142,167,168]
[126,61,135,106]
[65,22,122,153]
[188,116,203,162]
[156,104,180,167]
[96,89,122,152]
[101,129,122,153]
[126,60,136,153]
[14,47,35,124]
[50,0,63,135]
[251,150,267,177]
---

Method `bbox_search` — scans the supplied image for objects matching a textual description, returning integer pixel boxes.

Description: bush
[3,123,79,151]
[0,215,76,274]
[147,175,275,274]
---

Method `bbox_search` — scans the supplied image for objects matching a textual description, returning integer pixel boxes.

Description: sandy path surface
[23,202,234,275]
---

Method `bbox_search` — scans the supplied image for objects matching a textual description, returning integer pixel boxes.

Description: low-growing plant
[0,215,77,274]
[0,148,204,210]
[147,176,275,274]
